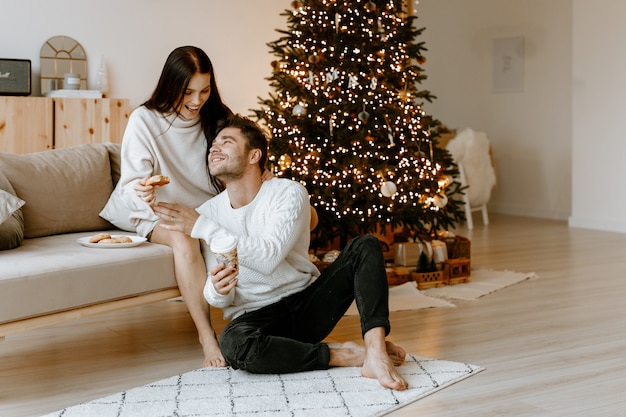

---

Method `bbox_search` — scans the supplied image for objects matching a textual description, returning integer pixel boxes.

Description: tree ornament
[358,103,370,122]
[348,75,359,89]
[381,181,397,197]
[398,87,411,101]
[438,175,454,188]
[433,194,449,208]
[327,86,341,99]
[278,154,292,170]
[308,54,321,64]
[364,1,377,12]
[292,104,307,116]
[291,1,302,9]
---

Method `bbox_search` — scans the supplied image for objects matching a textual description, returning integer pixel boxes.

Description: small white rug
[423,268,537,300]
[41,355,482,417]
[346,268,535,315]
[346,282,455,315]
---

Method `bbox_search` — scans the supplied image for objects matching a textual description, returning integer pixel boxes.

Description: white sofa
[0,143,179,339]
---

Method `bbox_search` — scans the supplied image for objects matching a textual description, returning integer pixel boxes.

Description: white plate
[77,235,147,248]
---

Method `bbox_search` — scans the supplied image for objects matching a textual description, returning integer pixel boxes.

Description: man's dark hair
[216,114,268,171]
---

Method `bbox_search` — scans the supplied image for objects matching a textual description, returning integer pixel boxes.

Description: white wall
[4,0,622,231]
[0,0,288,114]
[570,0,626,233]
[417,0,573,220]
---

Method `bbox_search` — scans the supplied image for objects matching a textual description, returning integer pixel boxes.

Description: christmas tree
[253,0,465,248]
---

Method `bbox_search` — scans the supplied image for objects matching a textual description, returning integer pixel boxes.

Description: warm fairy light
[257,0,462,241]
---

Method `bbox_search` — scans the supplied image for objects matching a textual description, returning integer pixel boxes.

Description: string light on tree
[254,0,465,248]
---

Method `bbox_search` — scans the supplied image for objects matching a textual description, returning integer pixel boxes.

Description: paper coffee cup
[211,235,238,272]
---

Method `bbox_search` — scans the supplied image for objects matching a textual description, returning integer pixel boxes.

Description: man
[154,114,408,390]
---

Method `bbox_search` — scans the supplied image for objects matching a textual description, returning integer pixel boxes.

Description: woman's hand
[153,202,199,235]
[134,177,158,205]
[261,169,274,182]
[210,262,238,295]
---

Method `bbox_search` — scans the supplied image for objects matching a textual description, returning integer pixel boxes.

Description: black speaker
[0,59,31,96]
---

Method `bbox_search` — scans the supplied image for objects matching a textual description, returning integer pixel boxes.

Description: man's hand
[153,202,199,235]
[210,262,238,295]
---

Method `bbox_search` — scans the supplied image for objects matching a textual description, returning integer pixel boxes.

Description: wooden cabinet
[0,97,130,153]
[0,97,54,153]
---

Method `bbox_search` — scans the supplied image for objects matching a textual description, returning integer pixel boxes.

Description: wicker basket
[411,268,448,290]
[444,236,471,259]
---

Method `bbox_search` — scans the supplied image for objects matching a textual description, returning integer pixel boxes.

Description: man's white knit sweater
[100,106,221,236]
[192,178,319,320]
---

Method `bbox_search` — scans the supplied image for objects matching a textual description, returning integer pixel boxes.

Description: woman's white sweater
[100,106,221,236]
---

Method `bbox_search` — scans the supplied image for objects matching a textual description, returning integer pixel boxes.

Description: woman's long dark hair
[144,46,232,191]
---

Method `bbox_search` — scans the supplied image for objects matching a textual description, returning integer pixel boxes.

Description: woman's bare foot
[201,334,226,368]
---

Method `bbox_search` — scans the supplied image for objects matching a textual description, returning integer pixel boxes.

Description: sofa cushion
[0,170,25,250]
[0,231,177,324]
[0,144,114,238]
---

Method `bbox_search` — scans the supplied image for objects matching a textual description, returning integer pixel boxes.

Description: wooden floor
[2,214,626,417]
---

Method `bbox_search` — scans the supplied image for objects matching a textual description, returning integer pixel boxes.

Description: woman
[101,46,231,367]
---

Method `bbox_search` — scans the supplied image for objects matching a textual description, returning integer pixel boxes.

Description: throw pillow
[0,170,25,250]
[0,189,25,224]
[103,142,122,186]
[0,144,114,238]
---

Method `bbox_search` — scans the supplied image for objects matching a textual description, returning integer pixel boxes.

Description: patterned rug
[41,355,482,417]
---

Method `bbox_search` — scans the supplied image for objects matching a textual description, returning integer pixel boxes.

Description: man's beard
[210,162,245,183]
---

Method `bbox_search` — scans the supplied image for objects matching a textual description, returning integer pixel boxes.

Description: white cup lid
[211,235,237,253]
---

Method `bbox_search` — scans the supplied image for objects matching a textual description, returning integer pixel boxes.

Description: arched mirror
[40,35,88,95]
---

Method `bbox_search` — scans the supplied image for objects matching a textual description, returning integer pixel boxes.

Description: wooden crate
[411,267,448,290]
[387,267,411,286]
[446,258,471,285]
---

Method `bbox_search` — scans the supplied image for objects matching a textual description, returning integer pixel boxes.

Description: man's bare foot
[361,328,408,390]
[361,349,408,390]
[328,341,366,367]
[200,334,226,368]
[386,341,407,366]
